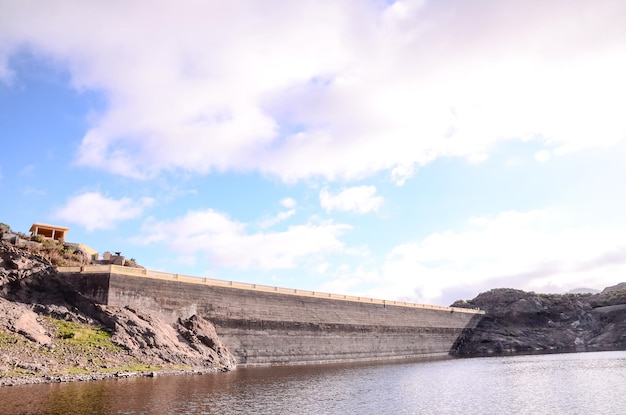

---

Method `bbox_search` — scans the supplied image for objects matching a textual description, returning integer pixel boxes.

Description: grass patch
[61,366,91,375]
[0,330,19,347]
[0,329,34,351]
[47,318,121,351]
[1,368,36,377]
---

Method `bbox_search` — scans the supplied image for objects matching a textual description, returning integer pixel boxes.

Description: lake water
[1,350,625,414]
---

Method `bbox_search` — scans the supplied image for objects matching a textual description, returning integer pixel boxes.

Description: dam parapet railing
[57,265,484,315]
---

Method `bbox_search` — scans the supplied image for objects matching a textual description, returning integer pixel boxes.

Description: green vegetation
[2,367,35,378]
[0,330,40,378]
[0,330,22,348]
[0,322,185,379]
[48,318,121,351]
[61,366,92,375]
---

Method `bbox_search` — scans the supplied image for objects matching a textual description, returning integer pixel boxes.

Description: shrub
[30,234,44,243]
[0,222,10,234]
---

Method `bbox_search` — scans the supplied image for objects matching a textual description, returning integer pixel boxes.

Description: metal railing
[57,265,484,314]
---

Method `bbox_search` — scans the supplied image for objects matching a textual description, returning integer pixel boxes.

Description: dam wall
[58,266,483,366]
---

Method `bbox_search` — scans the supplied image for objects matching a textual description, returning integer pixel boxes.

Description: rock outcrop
[99,306,236,371]
[0,239,235,385]
[451,286,626,355]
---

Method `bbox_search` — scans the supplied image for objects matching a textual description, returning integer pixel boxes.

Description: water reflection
[1,351,625,415]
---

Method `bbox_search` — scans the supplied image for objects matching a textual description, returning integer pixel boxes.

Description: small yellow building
[29,223,69,241]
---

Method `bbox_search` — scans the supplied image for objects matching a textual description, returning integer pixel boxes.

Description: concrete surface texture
[59,269,482,366]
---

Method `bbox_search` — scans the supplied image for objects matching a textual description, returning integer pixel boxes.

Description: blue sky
[1,0,626,306]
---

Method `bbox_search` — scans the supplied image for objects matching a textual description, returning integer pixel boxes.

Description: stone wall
[59,271,482,366]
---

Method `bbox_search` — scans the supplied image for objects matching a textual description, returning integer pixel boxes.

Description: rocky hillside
[0,239,236,386]
[451,286,626,355]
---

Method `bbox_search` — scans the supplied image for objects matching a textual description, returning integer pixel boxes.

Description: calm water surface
[1,350,625,414]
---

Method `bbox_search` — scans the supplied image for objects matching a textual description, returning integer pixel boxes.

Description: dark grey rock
[451,287,626,355]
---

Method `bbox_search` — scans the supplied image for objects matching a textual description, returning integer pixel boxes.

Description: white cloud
[313,261,330,275]
[280,197,297,209]
[320,186,383,214]
[372,211,626,304]
[319,265,380,296]
[52,192,154,231]
[258,209,296,229]
[137,209,351,270]
[390,163,415,186]
[534,150,551,162]
[328,210,626,305]
[258,197,298,229]
[1,1,624,182]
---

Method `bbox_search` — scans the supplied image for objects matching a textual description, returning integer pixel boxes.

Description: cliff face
[0,240,235,386]
[451,286,626,355]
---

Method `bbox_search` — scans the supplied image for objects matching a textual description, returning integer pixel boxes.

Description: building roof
[29,223,70,233]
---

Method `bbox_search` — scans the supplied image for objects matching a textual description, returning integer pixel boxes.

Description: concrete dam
[58,265,484,366]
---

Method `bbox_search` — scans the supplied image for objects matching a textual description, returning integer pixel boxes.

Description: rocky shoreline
[0,367,224,387]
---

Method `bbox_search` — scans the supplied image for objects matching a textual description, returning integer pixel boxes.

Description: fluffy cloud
[52,192,154,231]
[340,210,626,305]
[1,1,624,182]
[280,198,297,209]
[137,209,350,270]
[320,186,383,213]
[231,208,626,305]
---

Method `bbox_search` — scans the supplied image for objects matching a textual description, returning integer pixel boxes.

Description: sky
[1,0,626,306]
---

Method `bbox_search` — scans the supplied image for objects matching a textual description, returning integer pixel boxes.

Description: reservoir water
[1,350,625,414]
